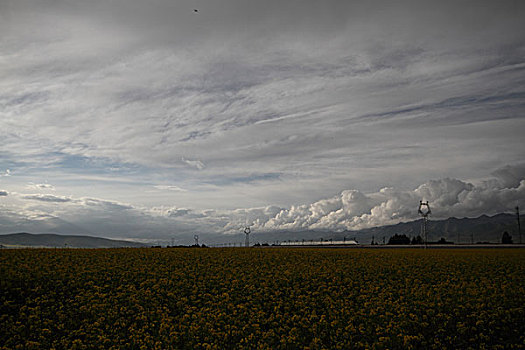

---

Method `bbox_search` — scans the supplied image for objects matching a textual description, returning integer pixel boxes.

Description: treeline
[386,232,518,245]
[386,234,452,245]
[152,244,209,248]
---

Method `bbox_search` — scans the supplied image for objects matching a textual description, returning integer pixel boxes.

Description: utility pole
[517,206,521,244]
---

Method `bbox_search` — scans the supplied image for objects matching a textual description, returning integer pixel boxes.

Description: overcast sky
[1,0,524,243]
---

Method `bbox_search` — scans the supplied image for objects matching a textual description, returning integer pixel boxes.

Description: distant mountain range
[353,213,519,244]
[0,233,146,248]
[242,213,520,245]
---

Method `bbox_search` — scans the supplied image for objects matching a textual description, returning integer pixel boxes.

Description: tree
[411,235,423,245]
[502,231,513,244]
[437,237,452,244]
[387,234,410,245]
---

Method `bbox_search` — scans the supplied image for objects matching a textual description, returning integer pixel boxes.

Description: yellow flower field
[1,248,523,349]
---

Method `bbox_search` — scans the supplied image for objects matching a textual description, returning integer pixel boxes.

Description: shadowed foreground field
[1,248,524,349]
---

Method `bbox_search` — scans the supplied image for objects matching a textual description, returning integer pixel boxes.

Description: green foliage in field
[1,248,524,349]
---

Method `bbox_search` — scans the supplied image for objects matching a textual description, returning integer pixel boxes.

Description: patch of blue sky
[0,153,27,171]
[40,152,144,177]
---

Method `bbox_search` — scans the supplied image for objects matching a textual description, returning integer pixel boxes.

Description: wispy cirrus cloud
[153,185,187,192]
[21,194,72,203]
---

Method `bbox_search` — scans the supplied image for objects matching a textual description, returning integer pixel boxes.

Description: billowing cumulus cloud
[230,164,525,233]
[491,164,525,189]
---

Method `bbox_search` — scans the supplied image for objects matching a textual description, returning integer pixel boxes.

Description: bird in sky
[193,9,198,13]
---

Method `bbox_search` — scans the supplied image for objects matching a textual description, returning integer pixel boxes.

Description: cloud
[21,194,72,202]
[167,208,192,217]
[2,1,523,186]
[491,164,525,189]
[154,185,187,192]
[77,197,133,211]
[182,158,205,170]
[26,183,55,190]
[250,164,525,232]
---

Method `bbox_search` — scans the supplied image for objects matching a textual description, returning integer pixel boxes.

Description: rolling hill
[0,233,146,248]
